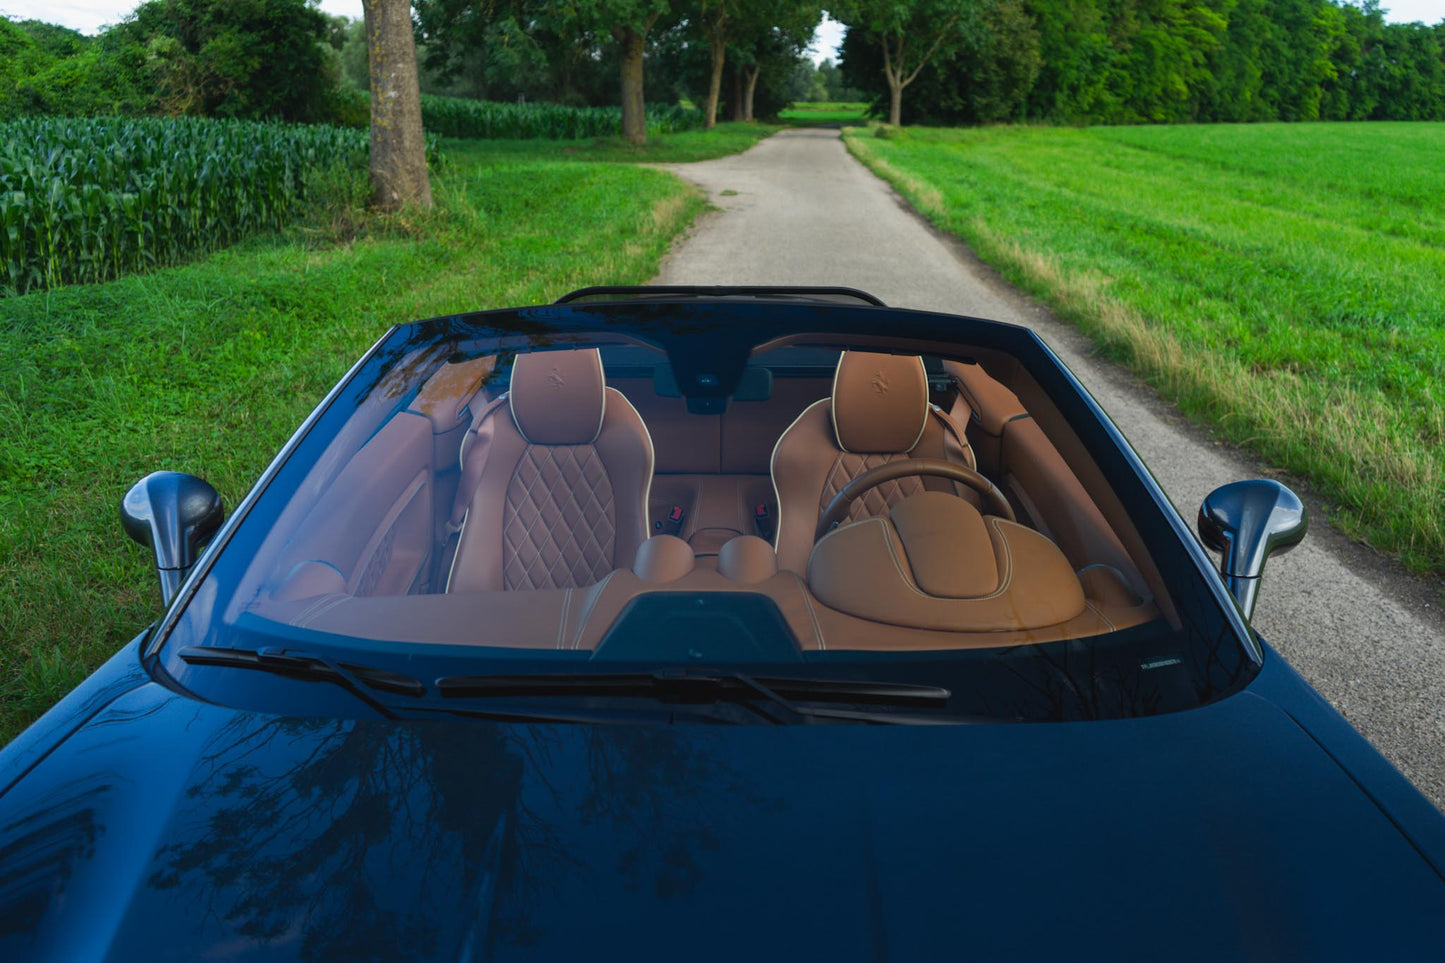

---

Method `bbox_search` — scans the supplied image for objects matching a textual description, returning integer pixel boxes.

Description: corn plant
[0,116,372,296]
[418,95,703,140]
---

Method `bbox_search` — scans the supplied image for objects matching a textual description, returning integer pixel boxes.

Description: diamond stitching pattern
[503,445,616,590]
[821,452,926,523]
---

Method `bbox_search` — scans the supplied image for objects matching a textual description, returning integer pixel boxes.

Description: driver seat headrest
[509,348,606,445]
[831,351,930,454]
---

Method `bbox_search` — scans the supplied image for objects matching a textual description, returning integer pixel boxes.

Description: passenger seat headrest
[509,348,606,445]
[831,351,929,453]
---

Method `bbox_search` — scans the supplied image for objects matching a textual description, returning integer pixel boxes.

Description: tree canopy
[840,0,1445,124]
[832,0,975,124]
[0,0,343,122]
[6,0,1439,131]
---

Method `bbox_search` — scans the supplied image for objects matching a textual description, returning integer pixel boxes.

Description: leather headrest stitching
[830,351,930,454]
[509,348,607,445]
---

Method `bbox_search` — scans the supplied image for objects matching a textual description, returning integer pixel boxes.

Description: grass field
[780,102,871,126]
[0,124,774,742]
[844,123,1444,578]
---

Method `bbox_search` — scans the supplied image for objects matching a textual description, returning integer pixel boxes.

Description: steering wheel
[814,458,1016,540]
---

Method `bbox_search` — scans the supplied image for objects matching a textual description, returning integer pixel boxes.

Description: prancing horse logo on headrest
[870,370,889,394]
[547,367,566,390]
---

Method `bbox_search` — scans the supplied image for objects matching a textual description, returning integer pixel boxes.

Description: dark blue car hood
[2,675,1443,962]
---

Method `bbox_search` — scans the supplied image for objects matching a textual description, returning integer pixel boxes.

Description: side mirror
[1197,479,1307,622]
[121,472,225,605]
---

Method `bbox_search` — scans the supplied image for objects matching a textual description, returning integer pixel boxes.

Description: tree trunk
[743,66,760,123]
[615,27,647,145]
[730,63,745,122]
[362,0,431,211]
[881,36,906,127]
[703,38,726,129]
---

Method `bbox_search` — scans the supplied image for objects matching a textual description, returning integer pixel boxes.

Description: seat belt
[929,403,975,467]
[661,505,686,537]
[449,394,509,534]
[753,503,774,542]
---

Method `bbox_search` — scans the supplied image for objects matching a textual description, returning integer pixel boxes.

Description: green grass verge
[843,122,1445,578]
[780,103,871,126]
[0,125,779,742]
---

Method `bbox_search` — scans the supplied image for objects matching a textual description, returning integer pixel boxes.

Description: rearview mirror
[121,471,225,605]
[1197,479,1307,622]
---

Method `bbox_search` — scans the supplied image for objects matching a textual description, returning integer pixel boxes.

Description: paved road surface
[653,128,1445,808]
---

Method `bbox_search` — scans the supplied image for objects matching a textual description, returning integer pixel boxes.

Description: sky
[3,0,1442,59]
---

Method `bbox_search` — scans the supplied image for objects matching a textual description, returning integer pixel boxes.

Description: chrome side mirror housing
[121,471,225,605]
[1197,479,1308,622]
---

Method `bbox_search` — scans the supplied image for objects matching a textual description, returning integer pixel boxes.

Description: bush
[114,0,337,122]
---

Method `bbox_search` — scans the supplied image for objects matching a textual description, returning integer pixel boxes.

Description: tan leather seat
[770,351,976,573]
[447,348,654,593]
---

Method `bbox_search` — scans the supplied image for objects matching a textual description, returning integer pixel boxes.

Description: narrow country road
[653,128,1445,808]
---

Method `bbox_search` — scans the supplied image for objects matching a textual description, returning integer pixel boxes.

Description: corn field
[0,116,370,296]
[419,95,703,140]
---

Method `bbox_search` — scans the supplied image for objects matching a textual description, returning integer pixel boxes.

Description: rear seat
[606,369,830,556]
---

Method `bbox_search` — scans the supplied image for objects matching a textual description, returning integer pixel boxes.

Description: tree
[1021,0,1114,120]
[695,0,741,127]
[833,0,973,124]
[1196,0,1277,121]
[116,0,337,121]
[599,0,675,143]
[1368,20,1445,120]
[362,0,432,210]
[949,0,1041,121]
[816,57,865,100]
[614,23,651,141]
[411,0,499,95]
[547,0,672,143]
[839,0,1039,124]
[0,19,43,120]
[731,0,822,121]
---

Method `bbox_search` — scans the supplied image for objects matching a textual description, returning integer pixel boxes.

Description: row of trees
[406,0,825,139]
[1,0,831,140]
[12,0,1441,209]
[836,0,1445,125]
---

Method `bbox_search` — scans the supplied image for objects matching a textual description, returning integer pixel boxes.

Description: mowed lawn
[846,123,1445,579]
[0,125,772,741]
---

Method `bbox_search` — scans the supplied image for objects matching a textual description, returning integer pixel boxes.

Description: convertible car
[1,287,1442,960]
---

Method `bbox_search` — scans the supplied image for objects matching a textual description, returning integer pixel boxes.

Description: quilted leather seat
[770,350,975,574]
[447,348,654,593]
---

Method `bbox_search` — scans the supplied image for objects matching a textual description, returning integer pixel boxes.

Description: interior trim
[769,398,830,556]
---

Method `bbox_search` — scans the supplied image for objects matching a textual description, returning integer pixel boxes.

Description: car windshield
[157,298,1257,723]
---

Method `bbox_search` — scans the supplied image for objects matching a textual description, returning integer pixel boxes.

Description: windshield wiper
[178,646,424,720]
[434,668,954,725]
